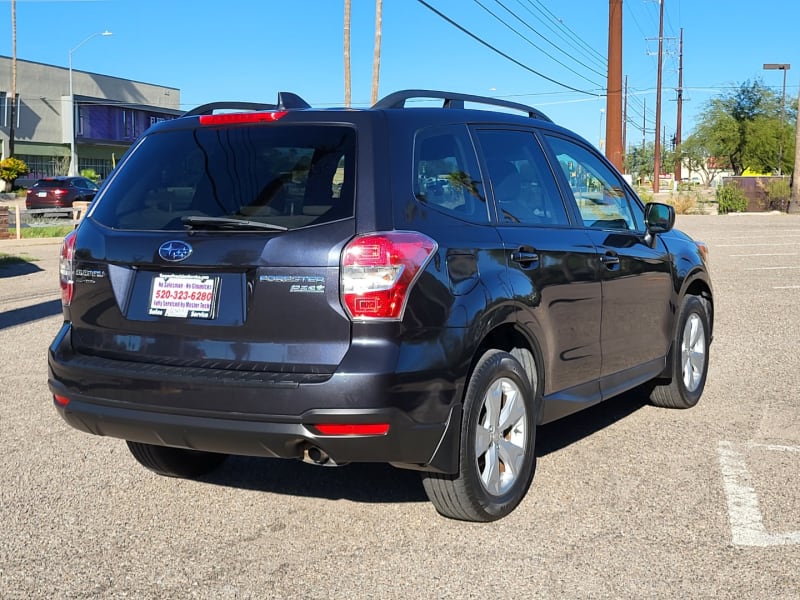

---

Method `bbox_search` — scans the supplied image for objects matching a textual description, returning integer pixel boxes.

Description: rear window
[91,124,356,231]
[33,180,65,189]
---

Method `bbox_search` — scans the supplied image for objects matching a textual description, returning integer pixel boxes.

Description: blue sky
[1,0,799,147]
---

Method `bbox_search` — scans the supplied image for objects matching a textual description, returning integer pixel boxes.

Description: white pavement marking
[716,243,800,247]
[717,440,800,547]
[729,253,799,257]
[774,286,800,290]
[743,266,800,271]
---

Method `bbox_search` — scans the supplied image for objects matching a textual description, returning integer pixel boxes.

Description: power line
[493,0,607,78]
[473,0,605,87]
[521,0,607,68]
[415,0,600,96]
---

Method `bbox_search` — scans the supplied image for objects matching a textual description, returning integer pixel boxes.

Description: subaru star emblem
[158,241,193,262]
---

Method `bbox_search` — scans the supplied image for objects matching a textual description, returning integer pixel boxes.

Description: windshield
[91,124,356,231]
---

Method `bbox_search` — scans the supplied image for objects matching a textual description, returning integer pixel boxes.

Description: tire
[649,295,710,409]
[126,441,227,478]
[422,349,537,522]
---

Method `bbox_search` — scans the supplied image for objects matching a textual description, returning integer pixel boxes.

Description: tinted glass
[414,125,488,224]
[544,135,639,231]
[476,129,569,226]
[33,180,65,189]
[91,125,356,231]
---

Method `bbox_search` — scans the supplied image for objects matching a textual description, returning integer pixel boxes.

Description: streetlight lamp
[763,63,791,176]
[68,30,112,176]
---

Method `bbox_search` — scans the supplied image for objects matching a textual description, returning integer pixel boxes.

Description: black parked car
[25,176,98,209]
[48,90,713,522]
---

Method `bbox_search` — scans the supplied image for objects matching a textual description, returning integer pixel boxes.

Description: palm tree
[371,0,382,105]
[344,0,351,107]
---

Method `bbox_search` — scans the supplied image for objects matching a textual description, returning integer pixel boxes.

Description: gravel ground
[0,214,798,599]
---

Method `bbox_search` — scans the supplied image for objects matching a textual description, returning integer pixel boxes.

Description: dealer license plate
[148,274,219,319]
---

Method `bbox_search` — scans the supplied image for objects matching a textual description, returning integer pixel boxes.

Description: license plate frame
[148,273,220,319]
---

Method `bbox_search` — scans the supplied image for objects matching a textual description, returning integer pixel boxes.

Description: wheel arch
[470,322,546,423]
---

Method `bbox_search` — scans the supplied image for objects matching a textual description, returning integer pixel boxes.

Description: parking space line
[743,266,800,271]
[774,286,800,290]
[718,440,800,547]
[729,253,799,257]
[716,243,800,248]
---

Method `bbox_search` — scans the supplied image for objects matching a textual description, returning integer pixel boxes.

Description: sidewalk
[0,236,63,257]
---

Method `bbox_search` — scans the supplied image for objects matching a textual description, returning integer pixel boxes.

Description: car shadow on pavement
[0,298,62,331]
[536,389,650,457]
[0,260,44,278]
[202,458,429,503]
[202,390,650,503]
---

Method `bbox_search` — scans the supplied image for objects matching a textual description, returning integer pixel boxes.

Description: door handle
[599,252,620,268]
[511,249,540,266]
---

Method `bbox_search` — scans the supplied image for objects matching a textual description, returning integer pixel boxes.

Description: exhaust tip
[303,446,330,466]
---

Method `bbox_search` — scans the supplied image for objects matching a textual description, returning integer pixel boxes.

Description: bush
[716,184,748,214]
[0,157,29,186]
[669,193,697,215]
[80,168,101,184]
[763,177,790,211]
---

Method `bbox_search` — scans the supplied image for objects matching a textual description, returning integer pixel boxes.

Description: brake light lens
[341,232,436,320]
[53,394,70,407]
[199,111,288,126]
[53,188,67,196]
[314,424,390,436]
[59,230,77,306]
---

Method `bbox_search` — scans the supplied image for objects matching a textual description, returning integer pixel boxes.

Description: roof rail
[183,92,312,117]
[372,89,552,122]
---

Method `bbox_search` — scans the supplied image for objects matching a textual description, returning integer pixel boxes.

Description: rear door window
[474,129,570,226]
[91,124,356,231]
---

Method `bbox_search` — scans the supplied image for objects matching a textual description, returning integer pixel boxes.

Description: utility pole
[371,0,383,105]
[9,0,17,157]
[653,0,664,193]
[344,0,351,107]
[674,28,683,184]
[605,0,624,171]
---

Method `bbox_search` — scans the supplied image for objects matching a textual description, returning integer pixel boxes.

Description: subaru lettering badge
[158,240,193,262]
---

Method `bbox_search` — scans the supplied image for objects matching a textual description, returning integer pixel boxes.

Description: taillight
[199,111,288,126]
[341,231,437,320]
[59,230,77,306]
[53,394,70,407]
[313,424,390,436]
[53,188,67,196]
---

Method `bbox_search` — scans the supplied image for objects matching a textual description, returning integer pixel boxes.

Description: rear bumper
[48,323,463,473]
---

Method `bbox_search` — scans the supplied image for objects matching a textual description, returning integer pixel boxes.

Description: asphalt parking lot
[1,214,798,599]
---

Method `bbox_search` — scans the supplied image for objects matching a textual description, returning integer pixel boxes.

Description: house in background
[0,56,181,181]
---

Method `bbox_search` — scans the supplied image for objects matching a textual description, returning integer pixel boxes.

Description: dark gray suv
[49,90,713,521]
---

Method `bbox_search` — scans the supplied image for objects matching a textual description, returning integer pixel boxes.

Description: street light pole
[763,63,791,176]
[68,30,112,176]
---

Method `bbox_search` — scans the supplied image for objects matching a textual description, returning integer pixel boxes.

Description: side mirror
[643,202,675,247]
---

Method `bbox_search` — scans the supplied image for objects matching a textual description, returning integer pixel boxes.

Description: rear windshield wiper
[181,215,288,232]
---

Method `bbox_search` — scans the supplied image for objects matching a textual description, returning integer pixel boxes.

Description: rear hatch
[68,113,357,375]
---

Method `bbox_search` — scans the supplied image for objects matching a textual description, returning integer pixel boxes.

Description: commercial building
[0,56,181,181]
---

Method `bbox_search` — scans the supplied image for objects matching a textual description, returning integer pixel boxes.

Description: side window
[544,135,639,230]
[475,129,569,226]
[414,126,488,223]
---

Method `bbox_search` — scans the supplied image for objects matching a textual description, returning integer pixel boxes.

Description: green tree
[691,80,796,176]
[624,142,675,184]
